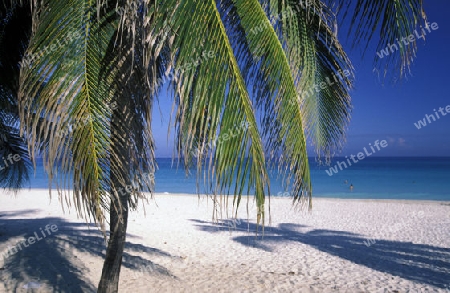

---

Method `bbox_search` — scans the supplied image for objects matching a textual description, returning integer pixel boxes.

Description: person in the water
[350,184,354,191]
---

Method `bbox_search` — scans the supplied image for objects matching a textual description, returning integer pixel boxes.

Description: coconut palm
[1,0,426,292]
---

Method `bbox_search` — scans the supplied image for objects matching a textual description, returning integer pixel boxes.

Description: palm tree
[1,0,426,292]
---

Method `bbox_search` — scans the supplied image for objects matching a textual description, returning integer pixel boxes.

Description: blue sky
[151,2,450,158]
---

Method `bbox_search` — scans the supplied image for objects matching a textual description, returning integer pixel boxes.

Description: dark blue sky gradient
[151,2,450,158]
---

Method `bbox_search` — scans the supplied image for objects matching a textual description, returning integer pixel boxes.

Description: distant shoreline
[15,157,450,201]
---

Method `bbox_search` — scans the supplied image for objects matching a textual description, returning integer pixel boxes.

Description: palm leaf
[0,1,32,191]
[18,0,118,227]
[17,0,174,228]
[216,0,313,206]
[152,0,270,225]
[271,0,354,161]
[330,0,427,76]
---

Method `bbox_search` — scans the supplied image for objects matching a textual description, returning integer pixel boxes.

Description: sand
[0,190,449,292]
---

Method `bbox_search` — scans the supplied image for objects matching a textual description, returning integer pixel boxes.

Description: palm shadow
[191,219,450,289]
[0,210,177,292]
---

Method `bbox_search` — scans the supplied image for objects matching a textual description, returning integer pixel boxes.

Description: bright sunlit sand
[0,190,449,292]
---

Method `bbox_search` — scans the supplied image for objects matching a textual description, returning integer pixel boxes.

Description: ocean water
[311,157,450,200]
[24,157,450,201]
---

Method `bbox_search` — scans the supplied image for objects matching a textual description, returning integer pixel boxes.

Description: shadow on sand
[0,210,176,292]
[191,219,450,290]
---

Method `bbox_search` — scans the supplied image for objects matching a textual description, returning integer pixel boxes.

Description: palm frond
[153,0,270,225]
[216,0,313,206]
[0,1,32,191]
[329,0,427,77]
[18,0,118,227]
[271,0,354,161]
[0,117,31,190]
[18,0,173,228]
[101,8,169,209]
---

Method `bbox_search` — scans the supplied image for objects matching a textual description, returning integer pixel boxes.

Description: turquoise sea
[25,157,450,201]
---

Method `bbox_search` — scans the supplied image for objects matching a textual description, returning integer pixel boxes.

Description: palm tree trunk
[97,104,130,293]
[97,184,129,293]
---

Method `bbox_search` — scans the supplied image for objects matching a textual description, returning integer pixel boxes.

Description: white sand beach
[0,190,449,292]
